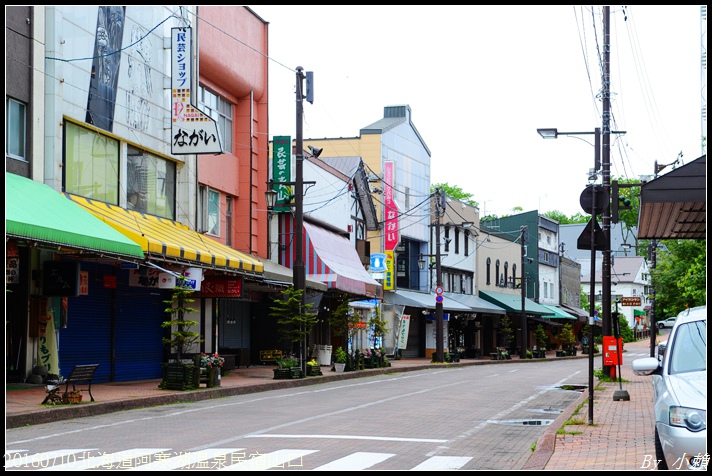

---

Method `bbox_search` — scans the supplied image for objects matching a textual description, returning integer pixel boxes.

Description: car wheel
[654,428,668,470]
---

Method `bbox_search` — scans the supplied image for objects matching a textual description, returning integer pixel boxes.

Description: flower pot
[207,367,221,387]
[334,362,346,373]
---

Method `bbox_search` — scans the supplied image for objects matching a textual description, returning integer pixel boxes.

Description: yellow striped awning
[66,194,263,275]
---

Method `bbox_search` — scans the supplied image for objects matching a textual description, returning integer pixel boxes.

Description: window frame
[6,97,27,160]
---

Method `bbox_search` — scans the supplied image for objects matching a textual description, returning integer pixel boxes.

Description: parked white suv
[657,316,677,329]
[632,306,707,470]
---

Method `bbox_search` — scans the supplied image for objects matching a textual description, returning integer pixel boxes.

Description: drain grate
[494,419,555,426]
[558,384,588,392]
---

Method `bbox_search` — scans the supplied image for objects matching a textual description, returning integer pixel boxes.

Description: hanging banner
[396,314,410,350]
[38,303,60,375]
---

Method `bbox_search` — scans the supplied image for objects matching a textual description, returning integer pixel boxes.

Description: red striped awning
[303,222,382,298]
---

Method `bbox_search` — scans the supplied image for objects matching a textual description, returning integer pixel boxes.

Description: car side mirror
[657,342,666,361]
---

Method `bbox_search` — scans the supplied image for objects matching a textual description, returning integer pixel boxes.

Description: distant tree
[543,210,588,224]
[430,183,478,208]
[611,176,641,249]
[652,239,706,316]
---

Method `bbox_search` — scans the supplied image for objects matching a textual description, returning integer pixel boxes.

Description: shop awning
[634,309,646,317]
[383,289,471,312]
[528,315,564,327]
[66,194,263,275]
[6,173,144,260]
[443,292,506,314]
[302,221,382,298]
[478,290,554,316]
[540,304,577,320]
[250,258,327,292]
[560,304,589,321]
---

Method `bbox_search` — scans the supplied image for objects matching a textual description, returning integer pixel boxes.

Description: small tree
[368,305,389,349]
[535,324,548,351]
[269,286,317,355]
[327,293,361,353]
[499,315,514,349]
[162,275,203,362]
[559,323,576,352]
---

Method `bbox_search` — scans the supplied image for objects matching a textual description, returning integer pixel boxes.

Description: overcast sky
[247,5,706,217]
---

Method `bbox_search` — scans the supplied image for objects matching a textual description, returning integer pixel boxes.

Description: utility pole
[294,66,307,377]
[601,5,614,378]
[435,188,445,363]
[520,225,528,360]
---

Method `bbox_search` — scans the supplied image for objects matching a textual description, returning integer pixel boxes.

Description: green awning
[6,173,145,260]
[634,309,646,317]
[478,290,554,316]
[540,304,577,320]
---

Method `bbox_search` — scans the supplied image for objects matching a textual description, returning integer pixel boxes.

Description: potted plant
[269,286,316,371]
[273,356,301,379]
[200,352,224,387]
[306,358,322,377]
[159,276,203,390]
[327,293,361,371]
[334,346,347,373]
[560,323,577,356]
[534,324,548,358]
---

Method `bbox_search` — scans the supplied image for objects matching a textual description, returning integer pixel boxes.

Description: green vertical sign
[272,136,292,212]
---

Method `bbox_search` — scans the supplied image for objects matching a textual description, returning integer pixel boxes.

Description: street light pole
[587,185,597,424]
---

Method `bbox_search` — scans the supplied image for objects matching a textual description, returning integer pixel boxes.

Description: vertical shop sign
[272,136,293,212]
[170,27,222,155]
[6,240,19,284]
[79,271,89,295]
[383,161,399,251]
[396,314,410,350]
[383,250,395,291]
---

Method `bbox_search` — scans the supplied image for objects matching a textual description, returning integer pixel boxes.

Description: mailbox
[603,336,623,366]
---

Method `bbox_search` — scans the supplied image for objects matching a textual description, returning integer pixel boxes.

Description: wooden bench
[60,364,100,402]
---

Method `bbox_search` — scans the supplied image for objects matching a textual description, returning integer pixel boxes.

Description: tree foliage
[327,292,360,341]
[269,286,317,350]
[651,239,706,317]
[499,315,514,348]
[430,182,478,208]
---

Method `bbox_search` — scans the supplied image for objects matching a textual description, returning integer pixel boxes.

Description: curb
[6,356,585,429]
[521,379,595,469]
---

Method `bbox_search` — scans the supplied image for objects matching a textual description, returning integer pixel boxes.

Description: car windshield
[668,319,707,374]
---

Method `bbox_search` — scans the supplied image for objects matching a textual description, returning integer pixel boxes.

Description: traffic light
[611,180,632,223]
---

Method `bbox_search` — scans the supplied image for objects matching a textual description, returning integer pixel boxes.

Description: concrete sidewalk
[6,340,659,470]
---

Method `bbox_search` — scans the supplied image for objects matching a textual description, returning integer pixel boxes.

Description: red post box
[603,336,623,366]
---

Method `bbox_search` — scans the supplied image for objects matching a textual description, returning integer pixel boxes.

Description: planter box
[334,362,346,373]
[306,365,322,377]
[273,368,303,380]
[160,363,199,390]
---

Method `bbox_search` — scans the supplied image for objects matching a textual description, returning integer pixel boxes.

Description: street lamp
[537,126,626,379]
